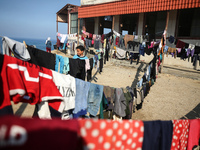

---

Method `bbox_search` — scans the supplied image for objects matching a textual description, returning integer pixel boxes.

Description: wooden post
[111,16,115,60]
[161,11,169,73]
[56,15,58,50]
[77,18,80,46]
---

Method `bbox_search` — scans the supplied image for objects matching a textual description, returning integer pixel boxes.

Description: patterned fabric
[79,119,144,150]
[171,120,190,150]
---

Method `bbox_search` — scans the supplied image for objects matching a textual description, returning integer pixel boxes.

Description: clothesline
[0,36,158,120]
[0,115,199,150]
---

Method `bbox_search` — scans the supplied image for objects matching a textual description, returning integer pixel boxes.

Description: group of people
[45,37,88,60]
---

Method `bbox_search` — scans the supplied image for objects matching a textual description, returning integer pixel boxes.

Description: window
[144,11,167,38]
[70,13,83,34]
[104,16,112,21]
[177,8,200,38]
[70,13,78,34]
[121,14,138,35]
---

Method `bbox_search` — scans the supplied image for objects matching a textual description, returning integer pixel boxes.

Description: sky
[0,0,80,40]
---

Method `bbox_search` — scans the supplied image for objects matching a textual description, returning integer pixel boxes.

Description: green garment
[99,93,109,119]
[122,88,133,117]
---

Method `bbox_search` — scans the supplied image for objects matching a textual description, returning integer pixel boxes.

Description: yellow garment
[104,39,106,49]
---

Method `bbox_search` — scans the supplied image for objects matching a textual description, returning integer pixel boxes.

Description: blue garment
[87,83,104,116]
[137,78,143,88]
[55,54,64,73]
[142,121,173,150]
[73,55,88,60]
[160,53,162,61]
[93,57,96,68]
[164,45,169,53]
[113,35,116,46]
[94,55,98,69]
[73,78,90,118]
[139,44,145,56]
[85,39,91,49]
[62,43,66,50]
[63,57,69,74]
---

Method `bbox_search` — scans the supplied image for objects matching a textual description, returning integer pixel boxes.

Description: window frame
[175,8,200,39]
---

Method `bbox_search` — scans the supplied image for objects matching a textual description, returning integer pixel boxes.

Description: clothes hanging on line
[27,45,56,70]
[2,36,31,61]
[0,54,63,117]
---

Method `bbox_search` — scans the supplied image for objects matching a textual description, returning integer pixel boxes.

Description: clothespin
[23,41,27,48]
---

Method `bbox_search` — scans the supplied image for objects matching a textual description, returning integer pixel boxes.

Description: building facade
[57,0,200,45]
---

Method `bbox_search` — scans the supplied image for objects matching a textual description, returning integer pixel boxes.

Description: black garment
[104,38,110,64]
[94,40,100,49]
[104,31,113,39]
[193,54,200,67]
[127,41,139,51]
[27,45,56,70]
[150,53,157,82]
[0,54,3,72]
[168,35,175,44]
[0,106,13,116]
[0,54,14,116]
[99,58,103,73]
[130,52,140,65]
[185,43,189,49]
[142,75,147,97]
[134,88,137,98]
[195,46,200,54]
[142,121,173,150]
[179,48,187,60]
[87,58,94,81]
[68,58,86,81]
[145,48,153,55]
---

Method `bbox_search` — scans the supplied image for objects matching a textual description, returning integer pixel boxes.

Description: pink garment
[79,119,144,150]
[188,119,200,150]
[92,40,94,45]
[84,32,89,38]
[148,41,154,49]
[93,34,96,40]
[177,48,181,53]
[171,120,190,150]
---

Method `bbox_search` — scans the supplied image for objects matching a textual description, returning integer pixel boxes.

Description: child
[73,45,88,60]
[45,37,52,53]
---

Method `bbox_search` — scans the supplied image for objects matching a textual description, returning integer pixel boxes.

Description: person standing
[45,37,52,53]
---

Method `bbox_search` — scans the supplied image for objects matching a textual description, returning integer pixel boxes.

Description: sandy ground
[91,60,200,120]
[12,50,200,120]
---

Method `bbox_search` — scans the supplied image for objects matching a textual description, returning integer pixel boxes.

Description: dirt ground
[91,60,200,120]
[12,50,200,121]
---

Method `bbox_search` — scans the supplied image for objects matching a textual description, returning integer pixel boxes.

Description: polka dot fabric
[171,120,190,150]
[79,119,144,150]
